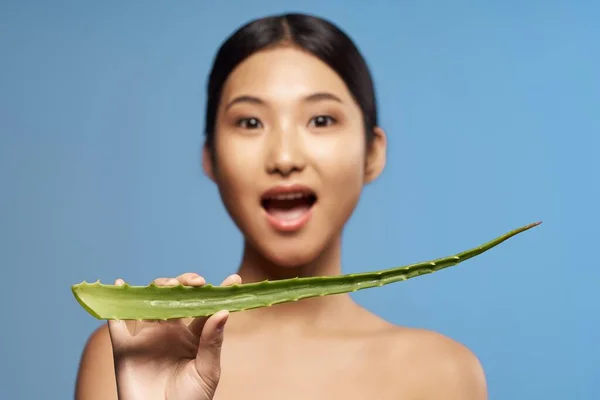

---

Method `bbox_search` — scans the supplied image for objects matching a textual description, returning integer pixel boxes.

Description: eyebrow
[304,92,343,104]
[224,92,343,110]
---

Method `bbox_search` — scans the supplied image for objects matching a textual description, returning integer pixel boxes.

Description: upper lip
[261,183,317,201]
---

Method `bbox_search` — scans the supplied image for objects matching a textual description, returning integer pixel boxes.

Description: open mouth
[260,186,317,231]
[261,192,317,220]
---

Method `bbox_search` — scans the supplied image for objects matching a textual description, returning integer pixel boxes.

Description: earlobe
[364,126,387,184]
[202,144,216,182]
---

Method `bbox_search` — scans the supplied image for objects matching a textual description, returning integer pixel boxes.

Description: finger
[194,310,229,393]
[149,276,195,326]
[187,274,238,335]
[153,277,180,286]
[177,272,206,286]
[220,273,242,286]
[107,279,130,338]
[188,315,208,337]
[188,274,239,334]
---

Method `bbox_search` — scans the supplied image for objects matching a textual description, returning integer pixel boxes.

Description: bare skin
[75,46,487,399]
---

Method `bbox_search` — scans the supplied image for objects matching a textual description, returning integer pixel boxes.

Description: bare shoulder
[75,324,118,400]
[363,317,487,400]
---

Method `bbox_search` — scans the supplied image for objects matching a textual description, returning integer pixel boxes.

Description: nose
[265,123,305,177]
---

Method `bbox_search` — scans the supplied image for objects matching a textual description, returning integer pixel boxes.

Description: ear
[364,126,387,184]
[202,143,216,182]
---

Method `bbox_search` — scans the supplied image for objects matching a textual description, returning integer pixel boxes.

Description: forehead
[220,46,353,104]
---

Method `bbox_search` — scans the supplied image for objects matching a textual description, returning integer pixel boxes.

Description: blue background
[1,1,598,399]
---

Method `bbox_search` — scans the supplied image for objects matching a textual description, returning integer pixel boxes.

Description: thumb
[195,310,229,393]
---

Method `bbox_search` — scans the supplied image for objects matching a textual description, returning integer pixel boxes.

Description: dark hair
[203,13,378,151]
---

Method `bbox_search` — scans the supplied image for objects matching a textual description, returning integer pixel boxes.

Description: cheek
[312,136,366,221]
[213,138,262,223]
[312,133,365,185]
[215,135,261,187]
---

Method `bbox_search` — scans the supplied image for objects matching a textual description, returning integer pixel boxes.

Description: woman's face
[204,46,386,267]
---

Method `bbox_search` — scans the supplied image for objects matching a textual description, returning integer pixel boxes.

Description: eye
[237,117,263,129]
[309,115,336,128]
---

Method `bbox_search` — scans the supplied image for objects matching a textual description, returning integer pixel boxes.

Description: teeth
[270,193,307,200]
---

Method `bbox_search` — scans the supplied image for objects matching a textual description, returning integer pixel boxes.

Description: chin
[243,228,331,271]
[266,250,317,269]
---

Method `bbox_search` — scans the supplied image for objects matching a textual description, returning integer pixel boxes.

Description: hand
[107,272,241,400]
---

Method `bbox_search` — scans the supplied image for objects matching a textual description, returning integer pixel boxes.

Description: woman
[75,13,488,400]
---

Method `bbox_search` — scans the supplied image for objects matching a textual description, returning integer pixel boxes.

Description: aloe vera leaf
[72,221,540,320]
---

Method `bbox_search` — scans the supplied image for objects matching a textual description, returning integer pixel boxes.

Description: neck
[233,234,359,329]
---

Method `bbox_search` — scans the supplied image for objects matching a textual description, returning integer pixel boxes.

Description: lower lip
[264,206,314,233]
